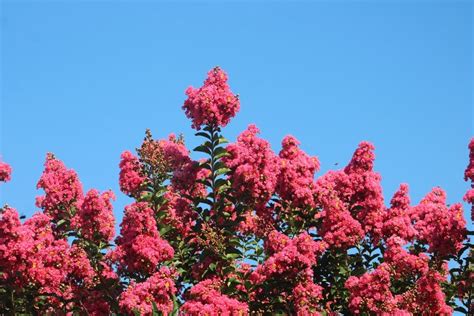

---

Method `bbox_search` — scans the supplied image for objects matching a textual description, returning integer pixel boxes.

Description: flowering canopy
[0,67,473,315]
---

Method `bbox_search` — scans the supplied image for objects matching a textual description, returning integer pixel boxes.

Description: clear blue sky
[1,1,472,232]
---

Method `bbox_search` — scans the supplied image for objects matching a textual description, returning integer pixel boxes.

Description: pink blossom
[316,173,364,248]
[315,142,384,245]
[119,150,145,196]
[224,124,280,206]
[119,266,176,315]
[382,184,416,241]
[463,188,474,222]
[0,209,95,307]
[292,280,323,316]
[344,141,375,174]
[398,269,452,315]
[82,292,112,315]
[181,278,248,315]
[112,202,174,275]
[0,160,12,183]
[344,142,385,242]
[252,232,326,283]
[161,189,197,236]
[68,244,96,286]
[183,67,240,130]
[71,189,116,243]
[464,138,474,182]
[345,263,397,314]
[0,206,22,281]
[138,132,191,178]
[159,133,190,170]
[171,160,209,198]
[383,236,428,277]
[277,135,320,208]
[36,153,84,224]
[413,188,466,256]
[237,207,276,237]
[264,230,291,255]
[464,138,474,221]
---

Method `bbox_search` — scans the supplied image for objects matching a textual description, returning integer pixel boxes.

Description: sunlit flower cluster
[224,124,280,206]
[183,67,240,130]
[0,160,12,183]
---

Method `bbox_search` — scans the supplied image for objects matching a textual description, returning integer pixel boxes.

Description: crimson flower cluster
[183,66,240,130]
[0,160,12,182]
[0,67,472,315]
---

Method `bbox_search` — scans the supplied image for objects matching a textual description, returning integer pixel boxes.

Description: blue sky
[1,1,472,231]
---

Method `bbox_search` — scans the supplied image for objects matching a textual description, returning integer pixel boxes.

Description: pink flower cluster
[464,189,474,222]
[346,236,452,315]
[237,205,276,237]
[316,172,364,248]
[172,159,209,198]
[0,207,96,309]
[399,269,452,314]
[343,142,385,241]
[251,232,327,283]
[292,277,324,316]
[412,187,466,257]
[159,134,191,170]
[345,263,397,314]
[1,157,121,313]
[383,236,428,278]
[71,189,116,243]
[464,138,474,220]
[224,124,280,207]
[0,159,12,183]
[161,189,197,236]
[139,132,192,181]
[277,135,320,208]
[119,266,176,316]
[264,230,291,254]
[120,133,193,197]
[119,150,145,197]
[111,202,174,275]
[36,153,84,224]
[315,142,384,247]
[181,278,248,315]
[465,138,474,182]
[183,67,240,130]
[382,184,416,241]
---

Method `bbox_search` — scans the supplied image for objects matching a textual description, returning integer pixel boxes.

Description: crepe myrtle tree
[0,67,473,315]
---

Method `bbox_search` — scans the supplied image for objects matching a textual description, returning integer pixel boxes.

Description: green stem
[209,125,219,209]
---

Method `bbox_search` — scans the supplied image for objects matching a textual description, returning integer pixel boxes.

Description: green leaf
[155,209,168,219]
[159,225,173,237]
[225,253,240,260]
[214,147,229,159]
[208,262,217,272]
[199,179,213,188]
[213,161,227,170]
[338,265,349,275]
[215,167,231,176]
[172,295,180,315]
[195,131,212,140]
[203,125,215,133]
[193,144,212,155]
[214,178,229,188]
[218,136,229,144]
